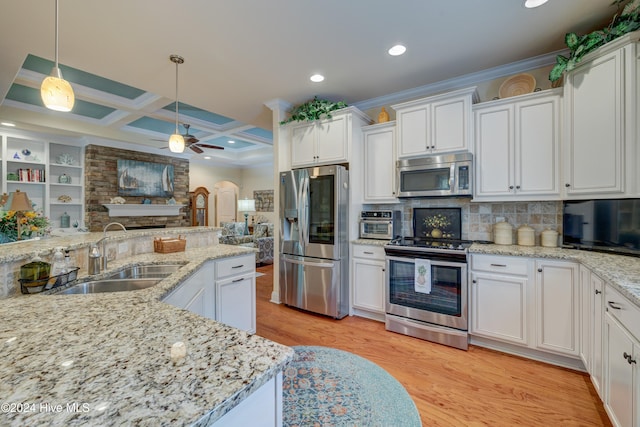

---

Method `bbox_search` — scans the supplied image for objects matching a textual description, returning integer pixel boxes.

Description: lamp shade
[41,70,75,112]
[169,133,185,153]
[7,190,33,212]
[237,199,255,212]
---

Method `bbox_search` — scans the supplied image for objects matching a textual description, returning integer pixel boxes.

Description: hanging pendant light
[40,0,75,112]
[168,54,185,153]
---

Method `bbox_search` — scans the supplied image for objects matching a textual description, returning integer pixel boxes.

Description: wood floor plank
[254,264,611,426]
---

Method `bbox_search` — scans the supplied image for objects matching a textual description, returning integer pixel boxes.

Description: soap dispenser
[51,247,66,276]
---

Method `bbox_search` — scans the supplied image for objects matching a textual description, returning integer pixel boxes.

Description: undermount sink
[57,278,161,295]
[103,264,184,280]
[55,264,185,295]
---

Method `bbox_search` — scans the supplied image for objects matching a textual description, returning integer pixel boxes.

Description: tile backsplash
[366,198,562,245]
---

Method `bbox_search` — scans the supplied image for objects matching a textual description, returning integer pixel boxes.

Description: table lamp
[6,190,33,240]
[237,199,255,235]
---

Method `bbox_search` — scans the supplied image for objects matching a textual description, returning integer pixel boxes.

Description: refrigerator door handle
[282,256,335,269]
[300,174,310,247]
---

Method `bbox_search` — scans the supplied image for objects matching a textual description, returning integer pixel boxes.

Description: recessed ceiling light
[524,0,549,8]
[1,122,16,127]
[310,74,325,83]
[228,140,235,144]
[204,156,211,160]
[388,44,407,56]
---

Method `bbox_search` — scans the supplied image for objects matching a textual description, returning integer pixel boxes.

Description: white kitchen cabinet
[470,255,531,346]
[362,122,397,202]
[591,273,605,399]
[163,261,216,319]
[580,266,592,371]
[289,107,371,168]
[473,89,561,201]
[351,244,386,321]
[392,87,477,158]
[563,31,640,198]
[213,373,282,427]
[215,254,256,333]
[603,283,640,427]
[535,260,579,357]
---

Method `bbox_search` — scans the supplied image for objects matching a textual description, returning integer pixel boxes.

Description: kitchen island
[0,232,293,426]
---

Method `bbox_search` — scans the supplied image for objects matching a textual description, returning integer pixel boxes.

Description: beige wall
[241,165,277,225]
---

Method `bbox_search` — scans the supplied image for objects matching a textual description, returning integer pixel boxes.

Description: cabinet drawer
[471,254,530,276]
[352,245,385,260]
[605,284,640,340]
[216,254,255,280]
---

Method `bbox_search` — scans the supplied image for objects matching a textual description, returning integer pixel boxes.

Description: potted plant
[280,96,348,125]
[549,0,640,83]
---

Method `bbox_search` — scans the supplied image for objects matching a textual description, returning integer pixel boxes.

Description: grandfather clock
[190,186,210,226]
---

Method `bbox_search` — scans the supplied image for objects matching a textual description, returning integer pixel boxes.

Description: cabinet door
[163,261,215,319]
[470,272,528,345]
[515,95,560,197]
[352,258,385,313]
[604,312,636,427]
[535,260,579,356]
[315,114,348,164]
[579,266,592,371]
[431,95,469,153]
[363,124,396,202]
[216,273,256,333]
[565,49,624,196]
[396,104,430,158]
[290,122,317,167]
[474,104,513,197]
[591,274,605,399]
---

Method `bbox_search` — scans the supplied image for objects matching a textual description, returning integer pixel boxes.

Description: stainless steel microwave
[396,152,473,198]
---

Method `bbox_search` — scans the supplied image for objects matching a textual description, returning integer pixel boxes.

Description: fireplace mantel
[102,204,185,217]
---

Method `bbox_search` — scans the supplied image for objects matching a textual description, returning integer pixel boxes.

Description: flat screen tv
[563,198,640,257]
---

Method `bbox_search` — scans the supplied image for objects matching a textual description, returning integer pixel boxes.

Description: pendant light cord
[175,59,179,134]
[54,0,59,69]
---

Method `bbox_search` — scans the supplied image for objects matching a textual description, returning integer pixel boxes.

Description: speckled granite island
[0,229,294,426]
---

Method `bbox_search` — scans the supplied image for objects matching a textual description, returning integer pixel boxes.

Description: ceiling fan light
[41,71,75,112]
[169,133,185,153]
[524,0,549,8]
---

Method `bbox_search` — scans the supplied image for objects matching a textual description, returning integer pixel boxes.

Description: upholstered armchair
[219,221,274,265]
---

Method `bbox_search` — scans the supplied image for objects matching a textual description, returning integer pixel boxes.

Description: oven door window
[362,221,390,236]
[388,258,462,317]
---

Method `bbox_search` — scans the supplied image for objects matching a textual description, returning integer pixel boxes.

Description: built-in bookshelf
[1,134,85,229]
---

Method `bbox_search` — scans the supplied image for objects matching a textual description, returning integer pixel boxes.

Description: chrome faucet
[95,222,127,272]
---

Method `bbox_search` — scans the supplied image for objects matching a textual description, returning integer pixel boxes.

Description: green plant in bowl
[280,96,348,125]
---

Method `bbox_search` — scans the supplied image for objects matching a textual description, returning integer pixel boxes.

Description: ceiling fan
[159,123,224,154]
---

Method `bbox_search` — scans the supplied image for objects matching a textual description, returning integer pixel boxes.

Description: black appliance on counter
[563,198,640,257]
[384,207,471,350]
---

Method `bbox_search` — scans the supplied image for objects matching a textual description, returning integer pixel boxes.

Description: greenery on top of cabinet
[550,0,640,82]
[280,96,348,125]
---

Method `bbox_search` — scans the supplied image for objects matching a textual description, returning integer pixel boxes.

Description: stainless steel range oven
[383,207,470,350]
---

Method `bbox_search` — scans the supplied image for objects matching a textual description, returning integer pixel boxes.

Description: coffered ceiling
[0,0,621,166]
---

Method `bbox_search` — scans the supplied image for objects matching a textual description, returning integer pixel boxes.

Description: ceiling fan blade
[196,143,224,150]
[189,145,204,154]
[185,136,199,143]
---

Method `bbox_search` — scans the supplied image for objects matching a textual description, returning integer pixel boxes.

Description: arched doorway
[214,181,239,226]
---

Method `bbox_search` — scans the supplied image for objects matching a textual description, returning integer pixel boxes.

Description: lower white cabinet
[351,244,386,321]
[470,254,580,359]
[535,260,579,356]
[163,261,215,319]
[581,266,605,399]
[213,373,283,427]
[215,254,256,333]
[603,283,640,427]
[163,254,256,333]
[470,255,531,346]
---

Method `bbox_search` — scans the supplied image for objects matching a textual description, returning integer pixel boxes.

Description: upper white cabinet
[288,107,372,168]
[391,87,478,158]
[563,31,639,198]
[362,121,397,203]
[1,134,85,229]
[473,89,562,201]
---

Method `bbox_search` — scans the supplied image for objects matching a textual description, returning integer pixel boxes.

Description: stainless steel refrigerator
[279,165,349,319]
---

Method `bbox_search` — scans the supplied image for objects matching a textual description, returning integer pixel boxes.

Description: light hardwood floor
[255,264,611,426]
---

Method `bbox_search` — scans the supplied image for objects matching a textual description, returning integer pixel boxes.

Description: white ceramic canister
[493,221,513,245]
[517,224,535,246]
[541,228,559,247]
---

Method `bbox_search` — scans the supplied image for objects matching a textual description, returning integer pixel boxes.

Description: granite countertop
[0,245,294,426]
[469,243,640,309]
[352,238,389,247]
